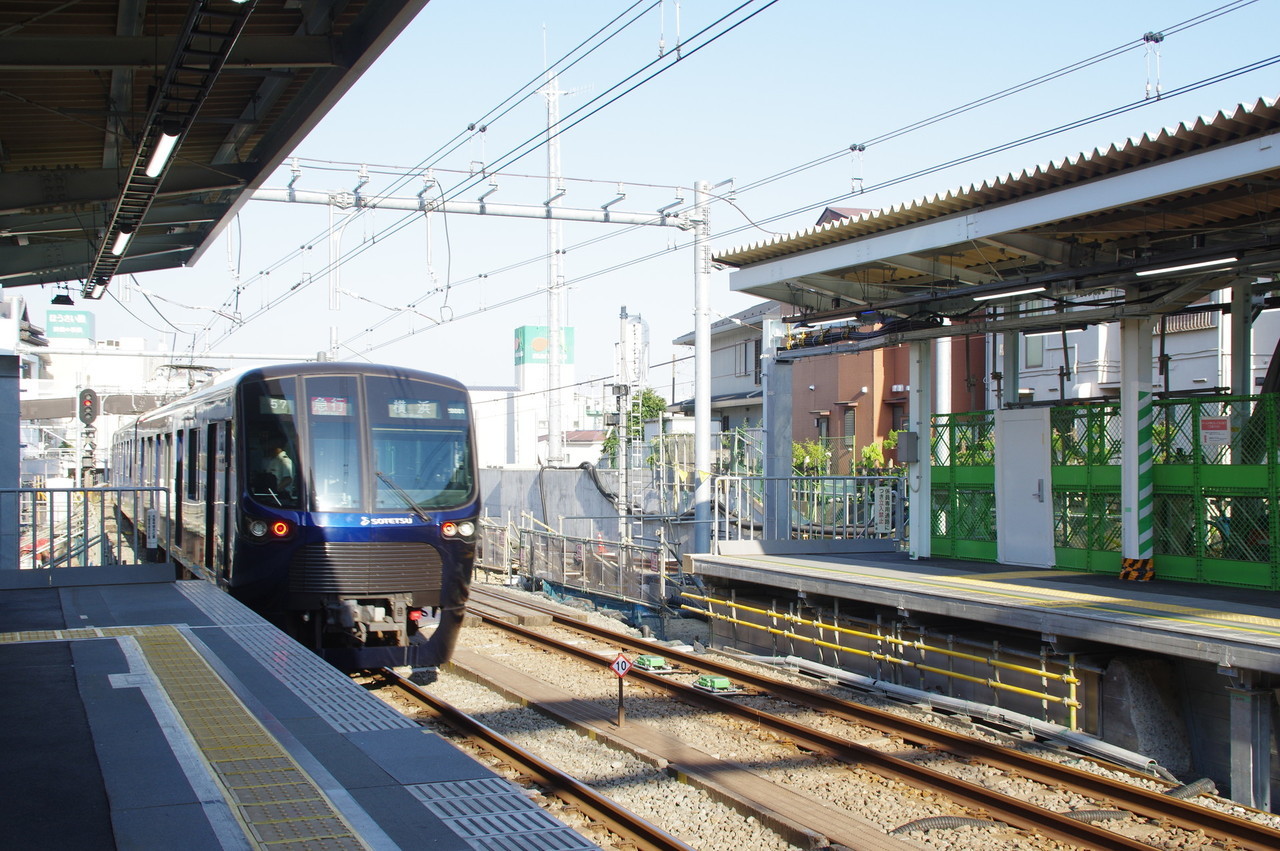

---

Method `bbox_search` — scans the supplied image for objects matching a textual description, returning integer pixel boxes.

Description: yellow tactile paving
[733,556,1280,638]
[2,625,370,850]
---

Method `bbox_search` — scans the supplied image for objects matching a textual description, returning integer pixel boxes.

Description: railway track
[467,585,1280,850]
[377,666,696,851]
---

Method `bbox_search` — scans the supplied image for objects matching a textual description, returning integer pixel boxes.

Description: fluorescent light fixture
[972,285,1046,302]
[110,226,134,256]
[89,280,108,299]
[144,128,181,178]
[1135,256,1238,277]
[1024,326,1086,338]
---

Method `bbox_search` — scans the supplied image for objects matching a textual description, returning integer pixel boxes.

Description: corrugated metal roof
[716,96,1280,268]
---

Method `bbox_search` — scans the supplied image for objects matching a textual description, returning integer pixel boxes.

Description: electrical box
[896,431,920,463]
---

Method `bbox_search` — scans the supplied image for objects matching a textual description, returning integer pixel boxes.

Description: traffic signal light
[78,388,99,425]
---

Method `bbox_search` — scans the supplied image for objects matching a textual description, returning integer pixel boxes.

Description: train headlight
[441,520,475,539]
[248,519,269,538]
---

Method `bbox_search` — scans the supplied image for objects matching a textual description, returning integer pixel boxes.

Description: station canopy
[716,96,1280,353]
[0,0,427,300]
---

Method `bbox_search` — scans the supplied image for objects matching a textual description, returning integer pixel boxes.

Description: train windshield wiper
[375,471,431,523]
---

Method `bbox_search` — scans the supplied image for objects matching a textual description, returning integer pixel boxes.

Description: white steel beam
[253,187,693,229]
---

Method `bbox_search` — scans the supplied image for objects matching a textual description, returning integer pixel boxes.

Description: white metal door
[994,407,1055,567]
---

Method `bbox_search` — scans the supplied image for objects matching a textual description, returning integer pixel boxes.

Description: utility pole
[544,73,566,464]
[692,180,712,553]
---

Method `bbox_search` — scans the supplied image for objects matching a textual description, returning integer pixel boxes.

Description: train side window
[240,376,302,508]
[186,426,200,501]
[163,433,173,488]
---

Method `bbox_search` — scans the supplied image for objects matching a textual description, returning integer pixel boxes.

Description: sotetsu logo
[360,516,414,526]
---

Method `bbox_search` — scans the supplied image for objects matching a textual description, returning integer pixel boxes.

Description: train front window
[305,375,363,511]
[240,377,303,508]
[367,376,474,511]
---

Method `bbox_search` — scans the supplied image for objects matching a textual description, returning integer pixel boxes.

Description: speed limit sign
[610,653,632,678]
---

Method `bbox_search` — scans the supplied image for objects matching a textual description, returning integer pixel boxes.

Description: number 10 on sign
[610,653,630,726]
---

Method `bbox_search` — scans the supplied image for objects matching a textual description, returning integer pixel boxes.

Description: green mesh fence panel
[1204,493,1272,563]
[1053,490,1120,551]
[934,396,1277,581]
[1153,403,1196,464]
[931,488,950,537]
[1050,403,1122,465]
[954,489,996,541]
[1154,493,1199,557]
[1054,491,1089,549]
[933,412,994,466]
[1087,492,1122,551]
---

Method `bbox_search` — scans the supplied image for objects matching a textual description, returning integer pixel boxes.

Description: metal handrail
[2,485,170,570]
[682,591,1081,729]
[712,474,907,547]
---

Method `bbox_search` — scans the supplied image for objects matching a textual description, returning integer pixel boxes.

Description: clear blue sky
[88,0,1279,408]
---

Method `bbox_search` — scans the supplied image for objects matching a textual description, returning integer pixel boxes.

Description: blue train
[111,362,478,670]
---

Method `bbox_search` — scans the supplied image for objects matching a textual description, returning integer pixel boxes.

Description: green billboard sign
[514,325,574,366]
[46,309,95,340]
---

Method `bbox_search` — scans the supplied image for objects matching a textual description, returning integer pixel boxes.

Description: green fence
[930,395,1280,589]
[1049,403,1123,572]
[931,411,997,561]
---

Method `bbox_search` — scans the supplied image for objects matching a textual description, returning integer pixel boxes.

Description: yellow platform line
[3,625,369,850]
[733,557,1280,638]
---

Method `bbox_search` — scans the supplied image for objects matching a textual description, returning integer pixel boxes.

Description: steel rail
[469,587,1280,850]
[466,609,1154,850]
[377,667,696,851]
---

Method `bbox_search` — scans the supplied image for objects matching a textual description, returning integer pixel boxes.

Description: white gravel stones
[388,582,1280,850]
[425,670,800,851]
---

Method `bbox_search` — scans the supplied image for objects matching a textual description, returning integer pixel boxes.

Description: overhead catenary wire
[190,0,669,342]
[339,50,1280,359]
[201,0,782,348]
[470,353,694,410]
[192,2,1269,357]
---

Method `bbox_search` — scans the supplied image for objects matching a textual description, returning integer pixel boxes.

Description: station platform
[687,548,1280,675]
[0,567,597,851]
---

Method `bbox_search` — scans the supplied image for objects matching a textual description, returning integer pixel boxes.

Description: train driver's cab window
[367,376,474,512]
[241,377,302,508]
[305,375,362,511]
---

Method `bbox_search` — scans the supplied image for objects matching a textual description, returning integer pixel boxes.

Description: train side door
[218,423,233,580]
[204,423,217,569]
[174,429,184,547]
